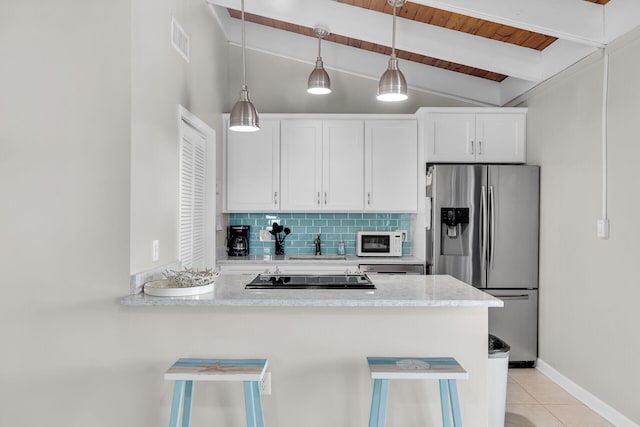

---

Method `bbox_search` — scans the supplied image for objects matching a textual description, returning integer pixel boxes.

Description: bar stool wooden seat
[367,356,468,427]
[164,358,268,427]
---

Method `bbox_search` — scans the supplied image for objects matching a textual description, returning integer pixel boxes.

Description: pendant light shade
[308,60,331,95]
[229,0,259,132]
[377,0,408,102]
[307,26,331,95]
[229,86,259,131]
[377,55,407,102]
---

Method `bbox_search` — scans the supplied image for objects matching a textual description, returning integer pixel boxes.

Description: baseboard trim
[536,358,639,427]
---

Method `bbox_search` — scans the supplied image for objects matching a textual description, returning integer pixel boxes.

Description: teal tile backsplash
[228,213,412,256]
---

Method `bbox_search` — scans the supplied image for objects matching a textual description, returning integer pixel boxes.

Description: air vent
[171,16,190,63]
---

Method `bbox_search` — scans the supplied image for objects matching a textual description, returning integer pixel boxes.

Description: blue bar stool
[367,357,468,427]
[164,358,268,427]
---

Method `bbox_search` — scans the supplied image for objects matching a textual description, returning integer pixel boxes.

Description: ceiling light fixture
[229,0,259,132]
[307,26,331,95]
[377,0,408,102]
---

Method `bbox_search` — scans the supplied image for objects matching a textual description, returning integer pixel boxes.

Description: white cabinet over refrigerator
[418,107,527,164]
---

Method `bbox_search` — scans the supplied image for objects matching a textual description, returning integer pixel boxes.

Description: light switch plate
[152,240,160,261]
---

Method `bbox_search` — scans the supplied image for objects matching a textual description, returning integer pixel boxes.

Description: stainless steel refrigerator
[425,164,539,367]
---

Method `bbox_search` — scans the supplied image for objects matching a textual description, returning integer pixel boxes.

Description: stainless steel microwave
[356,231,404,257]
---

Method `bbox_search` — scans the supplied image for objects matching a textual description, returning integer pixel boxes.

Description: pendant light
[307,26,331,95]
[377,0,408,102]
[229,0,259,132]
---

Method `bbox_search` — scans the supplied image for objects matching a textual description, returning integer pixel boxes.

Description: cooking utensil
[269,222,279,236]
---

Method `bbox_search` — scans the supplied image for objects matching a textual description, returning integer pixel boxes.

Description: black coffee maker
[227,225,250,256]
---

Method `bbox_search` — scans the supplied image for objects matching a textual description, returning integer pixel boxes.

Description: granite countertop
[120,274,503,308]
[217,255,424,265]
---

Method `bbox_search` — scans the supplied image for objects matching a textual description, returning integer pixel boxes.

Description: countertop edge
[120,295,503,308]
[120,274,504,308]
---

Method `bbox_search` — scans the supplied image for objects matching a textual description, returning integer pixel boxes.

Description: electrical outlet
[596,219,609,239]
[152,240,160,261]
[260,229,271,242]
[260,372,271,395]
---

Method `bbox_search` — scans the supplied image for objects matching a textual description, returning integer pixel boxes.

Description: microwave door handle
[481,185,487,272]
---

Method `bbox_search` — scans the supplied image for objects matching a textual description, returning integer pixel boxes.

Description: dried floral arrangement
[162,267,216,288]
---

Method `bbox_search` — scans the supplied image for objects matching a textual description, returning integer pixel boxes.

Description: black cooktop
[245,273,375,290]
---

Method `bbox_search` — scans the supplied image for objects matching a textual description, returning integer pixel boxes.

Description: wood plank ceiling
[228,0,609,83]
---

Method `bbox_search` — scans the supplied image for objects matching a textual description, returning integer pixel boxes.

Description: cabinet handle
[274,191,278,204]
[470,140,475,155]
[478,141,483,155]
[367,192,371,205]
[317,192,321,205]
[324,192,327,205]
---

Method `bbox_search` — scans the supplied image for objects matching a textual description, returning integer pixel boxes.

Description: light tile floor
[506,369,613,427]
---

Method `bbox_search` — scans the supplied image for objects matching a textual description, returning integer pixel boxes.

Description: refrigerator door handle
[495,294,530,301]
[489,185,496,269]
[481,185,488,272]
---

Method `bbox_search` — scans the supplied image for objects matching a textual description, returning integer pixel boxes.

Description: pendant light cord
[391,4,397,57]
[317,35,322,59]
[241,0,247,88]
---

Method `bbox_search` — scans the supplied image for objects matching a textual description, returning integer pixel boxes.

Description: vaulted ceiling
[207,0,640,106]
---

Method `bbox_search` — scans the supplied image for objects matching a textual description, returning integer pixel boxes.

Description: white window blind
[179,122,207,269]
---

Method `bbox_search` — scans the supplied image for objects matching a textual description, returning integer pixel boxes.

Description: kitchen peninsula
[122,274,501,427]
[122,273,499,308]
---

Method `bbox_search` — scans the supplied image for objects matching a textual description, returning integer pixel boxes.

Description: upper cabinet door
[364,120,418,212]
[425,113,476,163]
[322,120,364,211]
[280,120,323,211]
[475,113,526,163]
[226,119,280,211]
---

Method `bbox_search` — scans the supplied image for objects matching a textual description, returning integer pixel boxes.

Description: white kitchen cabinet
[423,113,476,162]
[322,120,364,211]
[225,119,280,211]
[280,119,364,211]
[421,108,526,163]
[475,113,526,163]
[280,120,323,210]
[364,120,418,212]
[225,114,417,213]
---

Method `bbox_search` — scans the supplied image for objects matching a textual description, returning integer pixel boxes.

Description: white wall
[518,29,640,424]
[0,0,132,424]
[0,0,226,425]
[130,0,228,274]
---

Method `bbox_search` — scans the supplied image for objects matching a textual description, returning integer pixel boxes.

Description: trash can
[488,334,510,427]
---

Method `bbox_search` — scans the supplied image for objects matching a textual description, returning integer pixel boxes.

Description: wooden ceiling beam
[408,0,607,47]
[208,0,545,81]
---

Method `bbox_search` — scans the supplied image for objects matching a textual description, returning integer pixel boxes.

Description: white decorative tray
[144,279,214,297]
